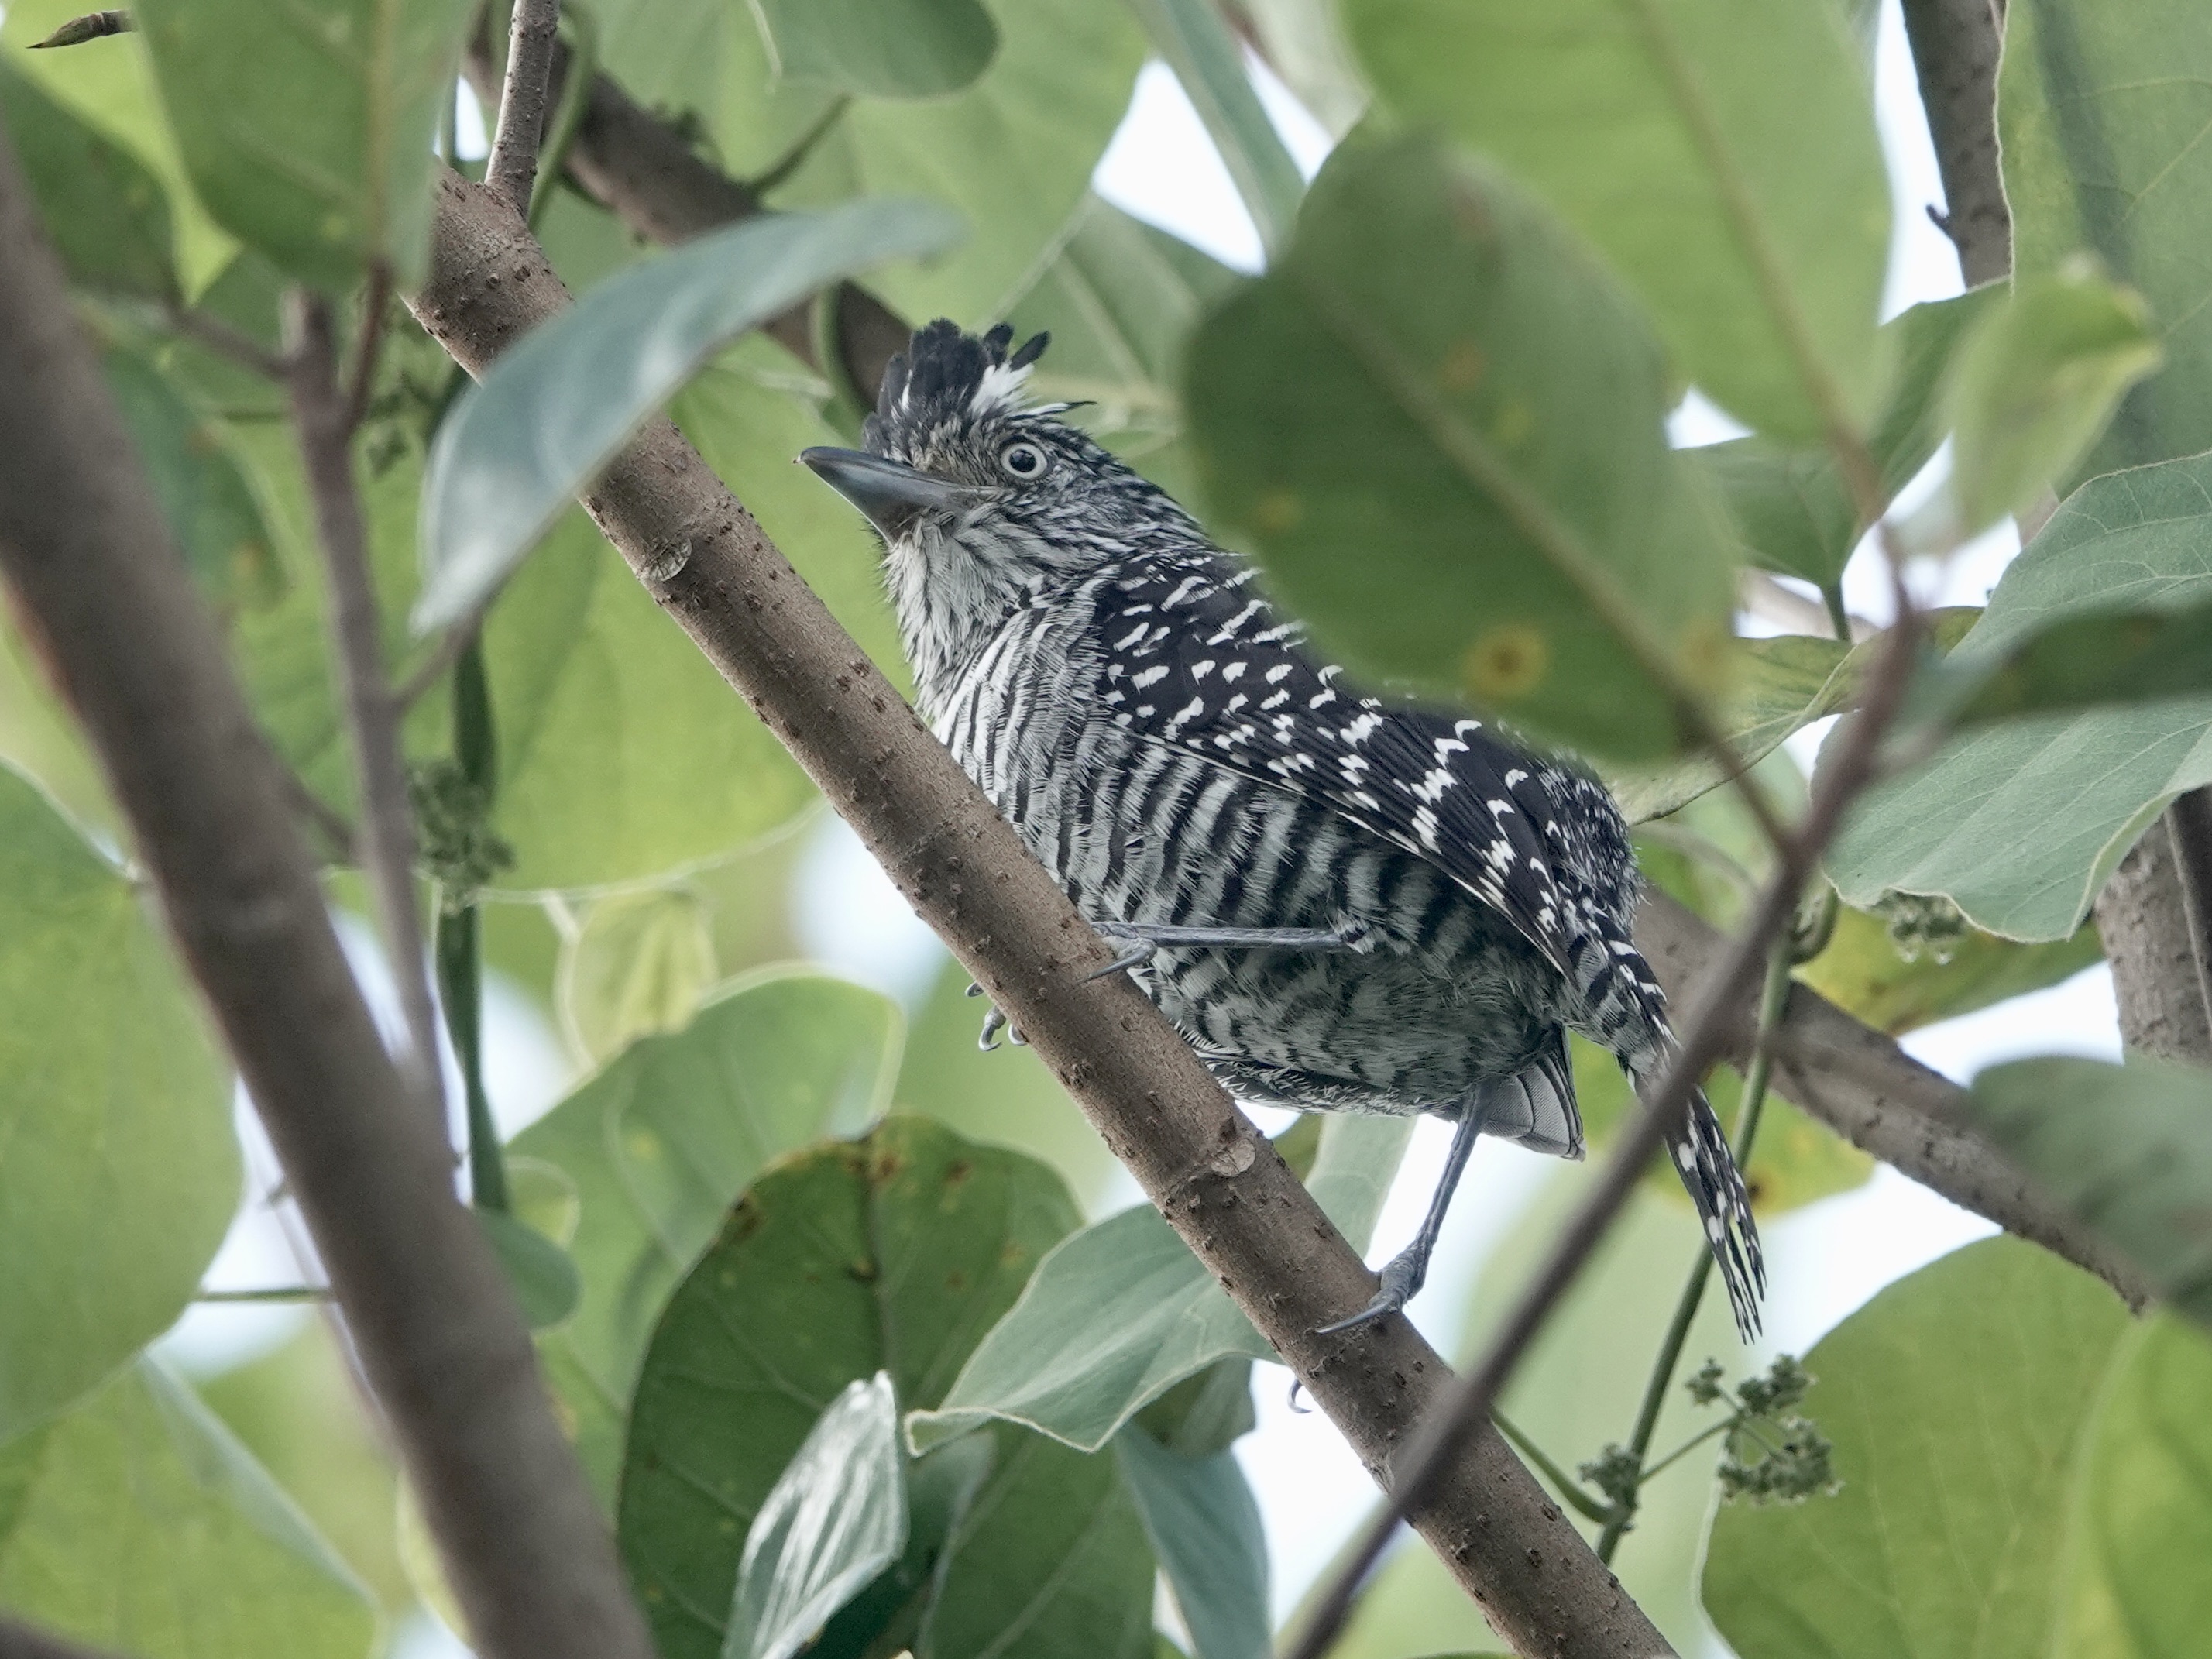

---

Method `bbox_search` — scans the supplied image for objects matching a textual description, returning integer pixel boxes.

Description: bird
[802,320,1763,1338]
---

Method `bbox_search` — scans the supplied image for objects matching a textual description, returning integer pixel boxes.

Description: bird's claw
[975,998,1024,1051]
[1315,1249,1428,1336]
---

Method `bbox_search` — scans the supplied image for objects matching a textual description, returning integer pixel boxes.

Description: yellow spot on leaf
[1489,399,1534,447]
[1463,623,1550,700]
[1251,489,1302,535]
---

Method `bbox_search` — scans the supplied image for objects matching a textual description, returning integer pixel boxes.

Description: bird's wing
[1089,558,1576,975]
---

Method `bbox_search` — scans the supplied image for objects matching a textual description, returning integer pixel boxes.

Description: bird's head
[802,321,1202,689]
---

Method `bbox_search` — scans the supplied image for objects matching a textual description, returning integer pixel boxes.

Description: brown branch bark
[410,167,1671,1659]
[0,127,653,1659]
[483,0,563,219]
[1900,0,2012,287]
[2097,817,2212,1063]
[1638,889,2155,1307]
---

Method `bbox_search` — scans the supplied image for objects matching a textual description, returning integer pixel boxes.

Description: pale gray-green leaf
[415,201,962,634]
[907,1114,1410,1454]
[1115,1429,1269,1659]
[476,1207,582,1331]
[726,1374,906,1659]
[1826,454,2212,938]
[750,0,997,98]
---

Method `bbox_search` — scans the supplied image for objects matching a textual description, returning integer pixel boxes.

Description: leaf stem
[1631,1416,1733,1485]
[1490,1410,1617,1526]
[744,94,851,198]
[1594,927,1794,1562]
[194,1285,335,1304]
[440,637,507,1212]
[1822,580,1852,643]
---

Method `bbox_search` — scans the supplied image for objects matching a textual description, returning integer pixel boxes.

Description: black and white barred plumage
[806,321,1764,1337]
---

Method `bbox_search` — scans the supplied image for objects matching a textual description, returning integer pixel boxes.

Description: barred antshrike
[804,321,1763,1336]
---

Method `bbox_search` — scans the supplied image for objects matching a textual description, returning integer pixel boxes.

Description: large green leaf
[1702,1238,2136,1658]
[0,1360,377,1658]
[1972,1056,2212,1332]
[1695,289,2001,587]
[0,58,174,300]
[618,1117,1154,1659]
[1347,0,1890,440]
[712,0,1146,325]
[1186,136,1734,762]
[1115,1428,1269,1659]
[1125,0,1305,256]
[2063,1317,2212,1657]
[557,885,719,1062]
[1944,263,2162,533]
[750,0,997,98]
[906,1113,1410,1454]
[414,200,961,634]
[0,1,234,290]
[2001,0,2212,476]
[727,1375,906,1659]
[0,764,237,1439]
[509,970,901,1500]
[132,0,475,290]
[1827,453,2212,939]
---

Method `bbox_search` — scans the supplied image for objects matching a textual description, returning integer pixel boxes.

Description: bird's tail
[1650,1070,1765,1340]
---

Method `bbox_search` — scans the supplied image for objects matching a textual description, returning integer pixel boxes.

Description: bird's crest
[865,321,1051,460]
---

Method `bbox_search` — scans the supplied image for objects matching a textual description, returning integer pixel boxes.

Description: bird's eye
[998,440,1047,479]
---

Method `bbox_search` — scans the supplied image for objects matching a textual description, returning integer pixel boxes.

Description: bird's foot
[1316,1243,1430,1336]
[965,981,1025,1050]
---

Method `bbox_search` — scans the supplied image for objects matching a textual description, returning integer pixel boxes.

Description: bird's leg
[1084,920,1372,980]
[1317,1102,1486,1335]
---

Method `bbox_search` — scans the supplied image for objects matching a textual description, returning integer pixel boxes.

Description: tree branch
[0,127,654,1659]
[284,290,442,1112]
[408,168,1671,1659]
[483,0,563,220]
[2148,791,2212,1056]
[1899,0,2011,288]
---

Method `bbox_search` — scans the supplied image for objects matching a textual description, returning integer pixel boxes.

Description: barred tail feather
[1670,1084,1765,1339]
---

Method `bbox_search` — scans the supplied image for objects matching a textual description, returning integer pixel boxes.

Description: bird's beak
[800,447,976,539]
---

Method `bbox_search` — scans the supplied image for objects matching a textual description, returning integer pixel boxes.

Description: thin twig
[283,291,443,1116]
[194,1285,335,1303]
[1595,928,1795,1563]
[278,763,357,861]
[745,94,851,197]
[167,302,287,380]
[1490,1410,1616,1526]
[484,0,563,219]
[1285,577,1925,1659]
[527,0,599,227]
[341,261,394,438]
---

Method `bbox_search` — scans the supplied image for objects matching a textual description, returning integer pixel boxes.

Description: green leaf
[1347,0,1891,440]
[1696,289,2001,586]
[1702,1238,2135,1657]
[1114,1429,1269,1659]
[557,885,719,1063]
[2001,0,2212,476]
[102,347,284,615]
[1945,262,2162,532]
[510,970,903,1462]
[750,0,997,98]
[0,1359,378,1658]
[1124,0,1305,256]
[1827,453,2212,939]
[0,0,235,292]
[476,1207,583,1331]
[414,201,963,634]
[1185,136,1734,762]
[131,0,473,290]
[1971,1056,2212,1331]
[2063,1317,2212,1657]
[0,58,174,300]
[728,1374,906,1659]
[710,0,1146,326]
[618,1117,1155,1659]
[1797,904,2104,1037]
[1604,633,1855,825]
[0,764,237,1439]
[907,1113,1410,1454]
